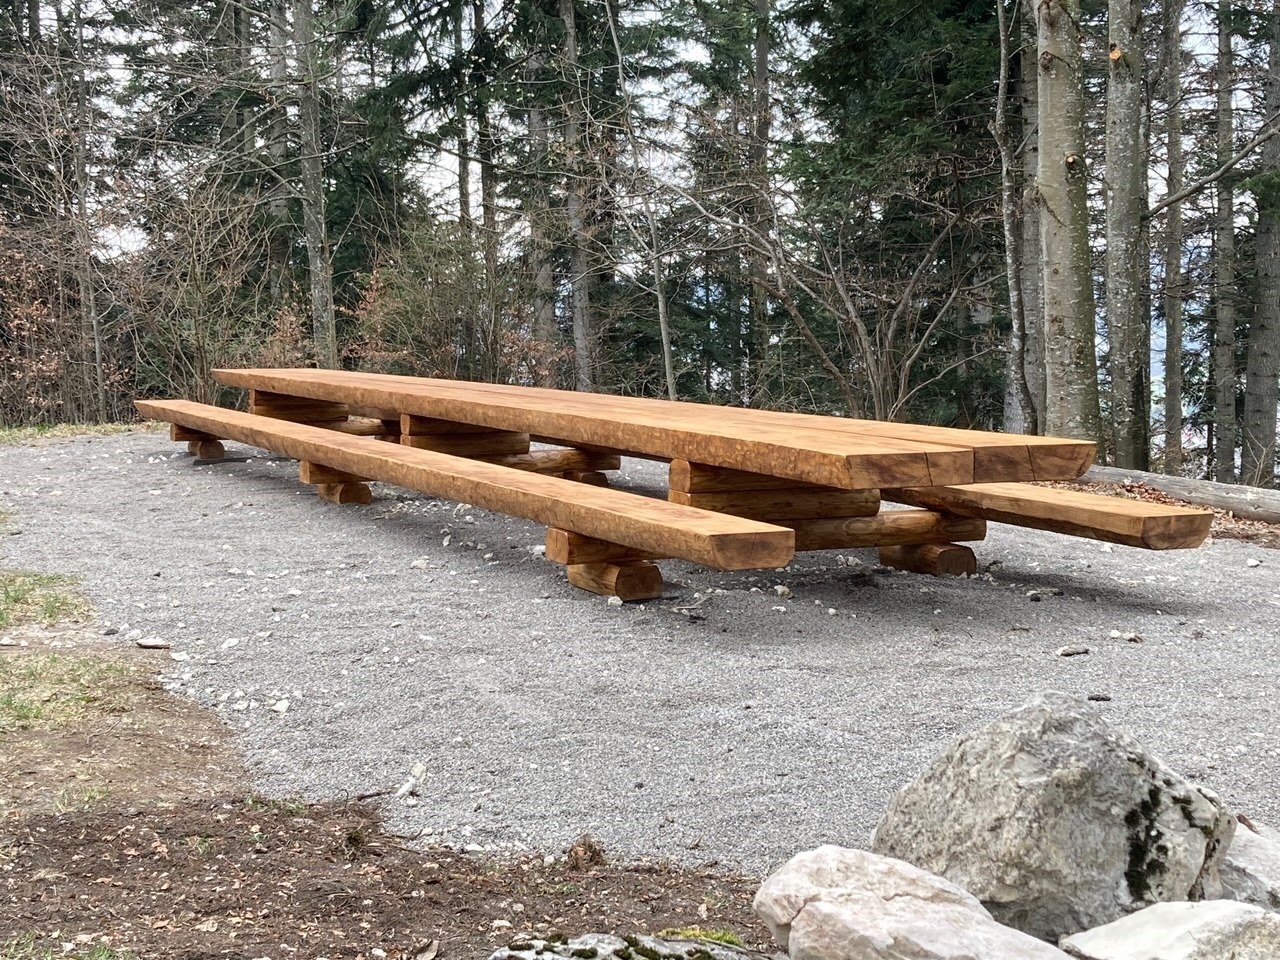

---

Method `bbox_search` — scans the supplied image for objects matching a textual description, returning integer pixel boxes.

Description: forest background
[1,0,1278,486]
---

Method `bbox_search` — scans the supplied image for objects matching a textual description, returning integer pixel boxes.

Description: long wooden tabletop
[212,368,1096,490]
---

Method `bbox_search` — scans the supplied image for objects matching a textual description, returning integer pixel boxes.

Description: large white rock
[1221,819,1280,910]
[753,844,1072,960]
[870,692,1235,941]
[1060,900,1280,959]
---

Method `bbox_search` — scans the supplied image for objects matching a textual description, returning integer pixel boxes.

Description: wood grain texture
[545,529,664,564]
[668,488,879,520]
[214,368,976,488]
[669,460,840,493]
[401,414,509,436]
[172,424,216,442]
[316,482,373,505]
[249,389,348,422]
[783,511,986,551]
[566,561,664,600]
[136,399,795,571]
[400,432,531,457]
[299,461,368,485]
[560,470,609,486]
[318,417,396,438]
[884,482,1212,550]
[482,449,621,474]
[879,543,977,576]
[186,439,225,459]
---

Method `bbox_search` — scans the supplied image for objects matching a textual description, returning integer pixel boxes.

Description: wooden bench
[137,400,796,591]
[884,482,1211,551]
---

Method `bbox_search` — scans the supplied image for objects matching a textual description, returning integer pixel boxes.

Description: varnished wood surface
[138,399,795,571]
[215,368,1095,483]
[214,368,975,489]
[885,482,1212,550]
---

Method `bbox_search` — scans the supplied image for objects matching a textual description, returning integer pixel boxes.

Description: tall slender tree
[1214,0,1238,481]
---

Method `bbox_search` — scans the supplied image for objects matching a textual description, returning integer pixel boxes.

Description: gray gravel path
[1,429,1277,874]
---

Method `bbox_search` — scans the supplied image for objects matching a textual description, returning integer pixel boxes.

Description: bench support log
[317,482,373,505]
[250,389,348,423]
[880,543,976,577]
[566,561,663,601]
[299,461,369,485]
[546,529,663,564]
[187,439,226,459]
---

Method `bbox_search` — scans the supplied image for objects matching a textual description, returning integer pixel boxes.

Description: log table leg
[298,461,373,505]
[316,482,373,506]
[879,543,977,577]
[171,424,226,460]
[566,560,664,601]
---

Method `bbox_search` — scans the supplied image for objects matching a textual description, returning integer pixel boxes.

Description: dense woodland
[1,0,1278,484]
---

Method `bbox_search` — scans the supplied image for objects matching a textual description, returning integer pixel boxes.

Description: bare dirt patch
[1,626,769,960]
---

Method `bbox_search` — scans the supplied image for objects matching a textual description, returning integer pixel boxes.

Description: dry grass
[0,571,90,630]
[0,653,134,732]
[0,421,163,446]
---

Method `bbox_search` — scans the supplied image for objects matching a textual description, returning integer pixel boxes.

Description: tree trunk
[1105,0,1147,468]
[1020,0,1046,430]
[1036,0,1102,441]
[473,0,499,381]
[745,0,771,407]
[72,0,104,420]
[1213,0,1237,481]
[1241,2,1280,487]
[267,0,290,304]
[293,0,337,368]
[560,0,594,392]
[455,3,471,232]
[1163,0,1185,475]
[998,0,1036,435]
[525,50,556,384]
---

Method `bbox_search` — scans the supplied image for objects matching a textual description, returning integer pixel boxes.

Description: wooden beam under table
[135,399,794,572]
[884,481,1212,550]
[213,368,976,489]
[668,488,879,520]
[880,543,977,577]
[566,561,664,601]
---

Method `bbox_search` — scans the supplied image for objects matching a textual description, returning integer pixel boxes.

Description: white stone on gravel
[1060,900,1280,959]
[1221,820,1280,910]
[754,845,1070,960]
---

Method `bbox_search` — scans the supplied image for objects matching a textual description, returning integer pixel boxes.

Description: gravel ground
[2,429,1277,874]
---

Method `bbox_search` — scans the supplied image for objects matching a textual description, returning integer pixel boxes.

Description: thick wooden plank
[214,368,975,488]
[545,529,663,564]
[172,424,216,442]
[317,482,373,505]
[566,561,664,601]
[299,461,368,485]
[136,399,795,571]
[401,414,509,436]
[561,470,609,486]
[669,460,834,493]
[783,511,986,552]
[401,432,531,457]
[884,482,1212,550]
[880,543,977,576]
[319,417,397,438]
[669,488,879,520]
[484,449,621,474]
[249,389,348,422]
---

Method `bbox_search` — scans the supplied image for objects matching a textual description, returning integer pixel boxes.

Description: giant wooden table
[134,369,1213,600]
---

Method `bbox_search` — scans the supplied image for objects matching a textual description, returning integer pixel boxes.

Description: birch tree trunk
[1036,0,1102,442]
[1213,0,1237,482]
[1163,0,1186,475]
[998,0,1036,434]
[525,50,557,384]
[293,0,338,368]
[1021,0,1046,429]
[1105,0,1147,468]
[560,0,594,392]
[1241,3,1280,487]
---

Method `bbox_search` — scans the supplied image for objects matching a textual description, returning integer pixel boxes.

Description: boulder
[1221,819,1280,910]
[870,692,1235,941]
[1060,900,1280,959]
[753,844,1072,960]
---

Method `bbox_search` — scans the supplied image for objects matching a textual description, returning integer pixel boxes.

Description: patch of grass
[55,783,110,813]
[244,795,307,817]
[0,570,90,630]
[655,929,745,947]
[2,936,135,959]
[0,421,163,446]
[183,835,214,856]
[0,654,133,732]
